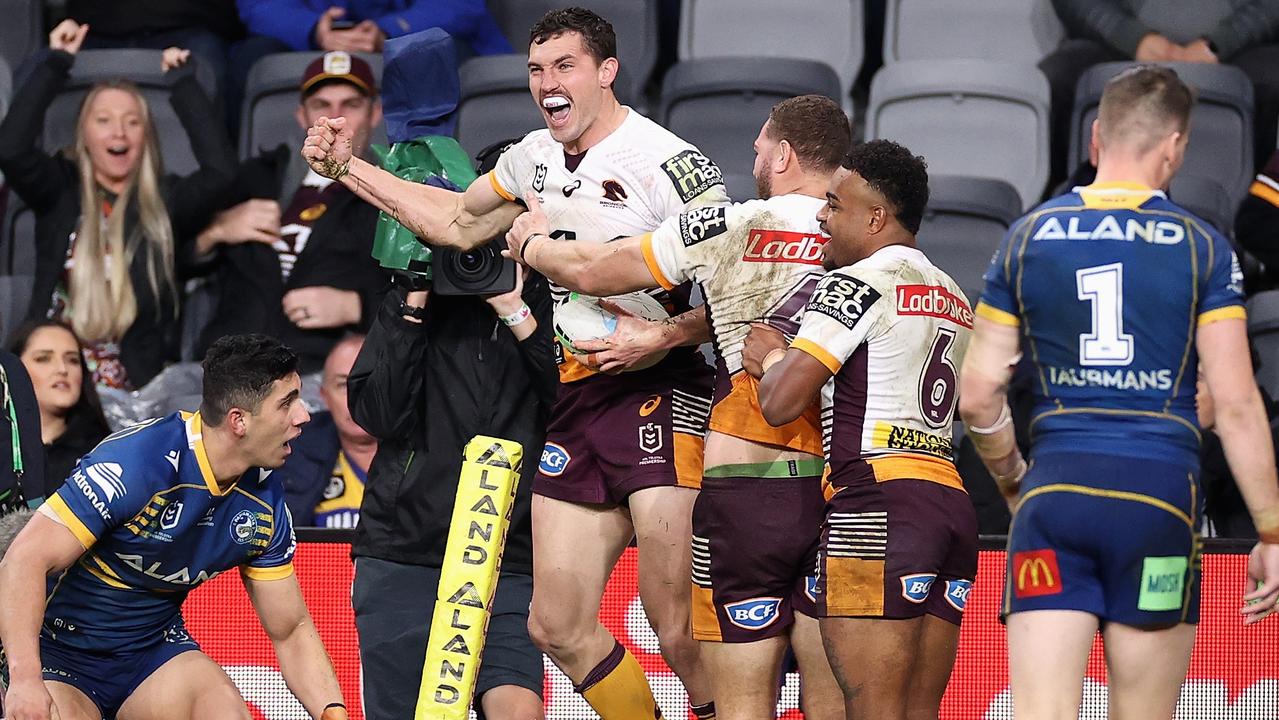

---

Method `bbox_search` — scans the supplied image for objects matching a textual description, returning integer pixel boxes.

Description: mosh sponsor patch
[1137,556,1188,612]
[807,274,881,331]
[661,150,724,203]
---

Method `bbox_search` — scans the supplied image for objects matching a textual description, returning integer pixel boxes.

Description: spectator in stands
[1235,151,1279,288]
[9,321,111,495]
[61,2,243,104]
[226,0,512,133]
[1042,0,1279,183]
[277,334,375,527]
[195,52,386,374]
[0,23,236,391]
[0,350,45,515]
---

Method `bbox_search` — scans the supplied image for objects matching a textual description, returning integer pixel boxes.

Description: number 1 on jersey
[1076,262,1134,366]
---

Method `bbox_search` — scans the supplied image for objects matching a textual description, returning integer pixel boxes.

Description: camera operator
[347,239,556,718]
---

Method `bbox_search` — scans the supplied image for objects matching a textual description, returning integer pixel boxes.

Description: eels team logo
[230,510,258,545]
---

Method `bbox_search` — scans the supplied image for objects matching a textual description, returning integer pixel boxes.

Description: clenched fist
[301,116,354,180]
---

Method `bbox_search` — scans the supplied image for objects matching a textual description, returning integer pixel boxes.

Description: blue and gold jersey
[978,182,1244,466]
[41,412,296,652]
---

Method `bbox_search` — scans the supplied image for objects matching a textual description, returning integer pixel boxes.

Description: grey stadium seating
[1168,175,1233,236]
[883,0,1064,64]
[456,54,549,158]
[40,50,219,177]
[0,0,40,80]
[239,51,385,160]
[1069,62,1254,210]
[660,57,844,202]
[678,0,861,111]
[868,59,1052,210]
[486,0,657,108]
[916,175,1023,304]
[1248,290,1279,403]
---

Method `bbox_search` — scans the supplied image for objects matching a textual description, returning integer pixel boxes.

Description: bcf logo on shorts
[539,443,571,477]
[901,573,936,603]
[724,597,783,630]
[945,579,973,612]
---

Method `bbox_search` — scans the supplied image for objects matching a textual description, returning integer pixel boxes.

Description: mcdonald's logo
[1013,549,1062,599]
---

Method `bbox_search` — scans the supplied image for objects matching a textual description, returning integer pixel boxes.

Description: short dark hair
[200,335,299,424]
[1098,65,1195,154]
[767,95,851,173]
[529,7,618,64]
[842,139,930,235]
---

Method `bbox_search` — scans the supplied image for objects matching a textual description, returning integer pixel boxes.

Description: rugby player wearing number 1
[959,65,1279,720]
[302,8,727,717]
[506,95,850,719]
[747,141,978,720]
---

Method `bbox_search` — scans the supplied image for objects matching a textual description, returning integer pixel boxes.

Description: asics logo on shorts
[900,573,936,603]
[724,597,782,630]
[539,443,571,476]
[639,395,662,417]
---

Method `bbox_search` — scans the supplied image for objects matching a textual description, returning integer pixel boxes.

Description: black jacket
[0,50,235,387]
[44,409,111,498]
[197,146,386,373]
[347,278,557,574]
[0,350,45,513]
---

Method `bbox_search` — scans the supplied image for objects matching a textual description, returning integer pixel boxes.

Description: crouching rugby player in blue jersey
[0,334,348,720]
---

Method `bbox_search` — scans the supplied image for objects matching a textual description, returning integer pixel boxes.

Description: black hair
[9,320,110,438]
[842,139,930,235]
[199,335,299,425]
[529,7,618,64]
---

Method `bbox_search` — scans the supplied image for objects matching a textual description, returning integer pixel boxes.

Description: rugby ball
[554,291,670,371]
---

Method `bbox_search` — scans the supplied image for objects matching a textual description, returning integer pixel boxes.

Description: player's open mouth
[542,95,571,126]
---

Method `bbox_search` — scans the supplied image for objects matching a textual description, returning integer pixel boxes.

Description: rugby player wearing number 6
[746,140,978,720]
[959,65,1279,720]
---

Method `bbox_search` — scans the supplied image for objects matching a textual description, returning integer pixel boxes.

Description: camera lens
[457,250,487,275]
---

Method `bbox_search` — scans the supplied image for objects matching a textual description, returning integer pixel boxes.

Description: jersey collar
[185,412,236,496]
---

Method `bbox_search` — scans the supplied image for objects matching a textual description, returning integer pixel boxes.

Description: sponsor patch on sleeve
[678,206,729,247]
[661,149,725,204]
[806,273,882,331]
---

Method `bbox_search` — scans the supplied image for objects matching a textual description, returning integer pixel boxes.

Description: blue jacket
[238,0,513,55]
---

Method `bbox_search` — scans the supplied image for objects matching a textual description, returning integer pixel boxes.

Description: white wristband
[499,303,531,327]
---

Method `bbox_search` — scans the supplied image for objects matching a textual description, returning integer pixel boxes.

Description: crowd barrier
[183,533,1279,719]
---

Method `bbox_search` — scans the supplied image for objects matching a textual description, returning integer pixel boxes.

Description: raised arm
[301,116,521,250]
[243,573,348,719]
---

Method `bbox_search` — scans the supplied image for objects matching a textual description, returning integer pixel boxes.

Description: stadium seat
[867,59,1051,210]
[1168,175,1233,236]
[1069,62,1254,210]
[0,0,40,79]
[40,50,220,177]
[240,51,386,160]
[916,175,1022,304]
[456,54,545,158]
[1248,290,1279,401]
[883,0,1063,64]
[660,57,844,202]
[0,193,35,278]
[486,0,657,107]
[678,0,861,111]
[0,55,11,124]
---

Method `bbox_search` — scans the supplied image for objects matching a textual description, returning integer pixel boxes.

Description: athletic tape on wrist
[1256,505,1279,544]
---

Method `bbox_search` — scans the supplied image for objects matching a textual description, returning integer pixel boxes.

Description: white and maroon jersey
[641,194,828,454]
[486,108,729,382]
[792,245,973,492]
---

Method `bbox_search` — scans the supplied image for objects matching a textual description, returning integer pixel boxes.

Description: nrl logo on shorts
[638,423,663,454]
